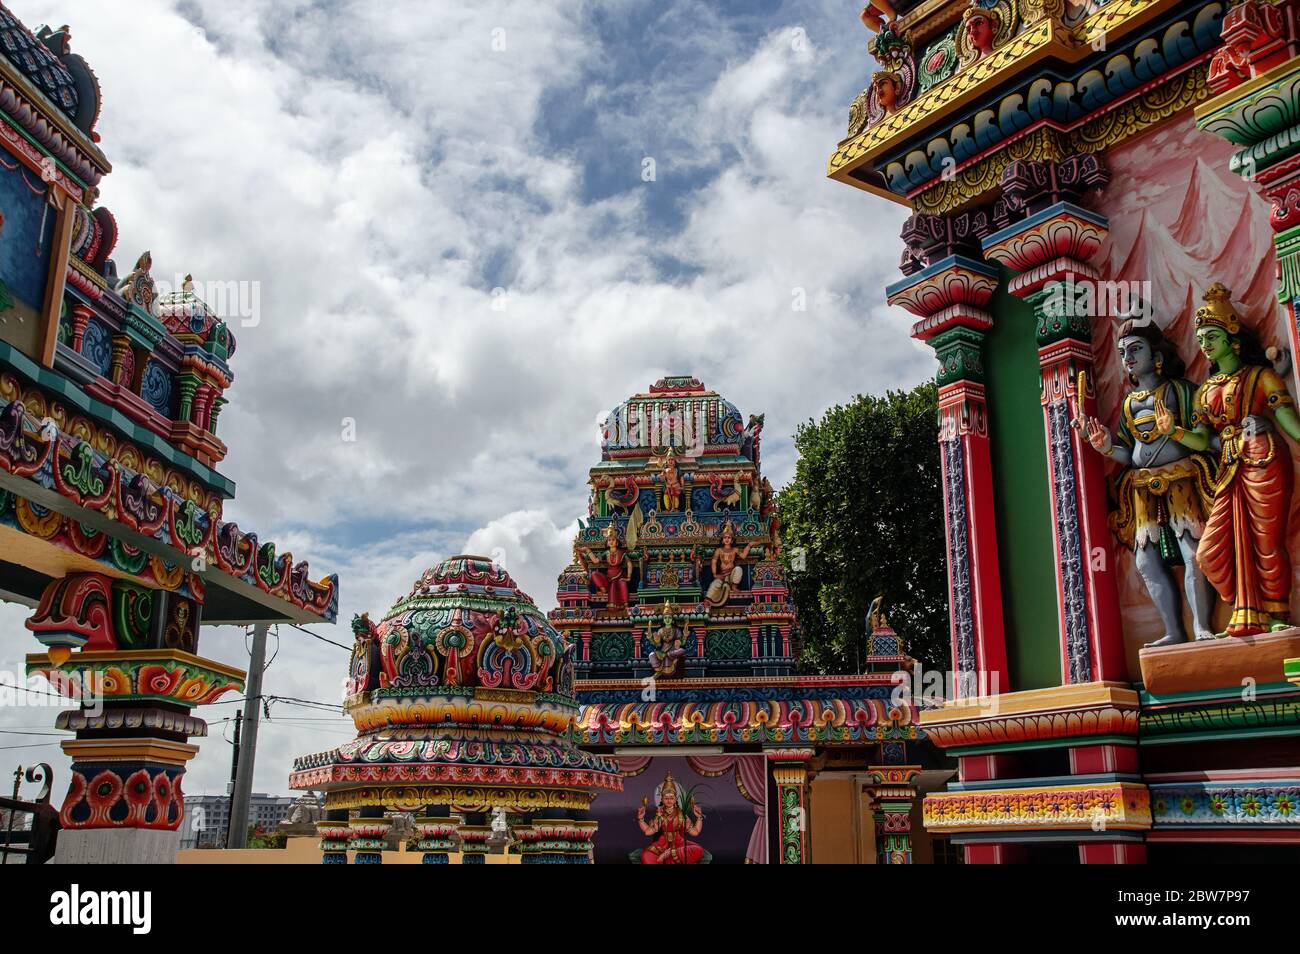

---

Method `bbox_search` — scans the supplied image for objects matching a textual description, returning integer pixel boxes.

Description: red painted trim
[1079,841,1146,864]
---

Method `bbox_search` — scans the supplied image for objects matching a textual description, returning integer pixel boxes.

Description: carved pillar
[459,813,492,864]
[109,335,134,388]
[192,383,215,430]
[69,303,92,352]
[887,212,1007,692]
[981,157,1126,684]
[176,373,199,424]
[415,809,461,864]
[768,748,814,864]
[23,572,245,864]
[317,811,350,864]
[348,809,389,864]
[209,395,228,436]
[867,765,920,864]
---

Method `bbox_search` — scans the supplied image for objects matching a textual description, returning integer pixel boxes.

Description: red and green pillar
[887,213,1009,695]
[981,156,1126,685]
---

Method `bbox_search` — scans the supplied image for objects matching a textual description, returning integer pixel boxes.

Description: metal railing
[0,764,59,864]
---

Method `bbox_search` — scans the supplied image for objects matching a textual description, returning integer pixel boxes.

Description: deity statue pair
[1077,284,1300,643]
[581,518,758,609]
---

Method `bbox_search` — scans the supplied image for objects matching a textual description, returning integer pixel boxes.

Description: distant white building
[180,793,296,849]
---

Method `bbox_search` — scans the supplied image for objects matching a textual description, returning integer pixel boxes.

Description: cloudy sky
[0,0,929,806]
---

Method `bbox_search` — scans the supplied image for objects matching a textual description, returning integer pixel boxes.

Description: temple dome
[599,375,750,459]
[290,554,622,809]
[373,554,565,696]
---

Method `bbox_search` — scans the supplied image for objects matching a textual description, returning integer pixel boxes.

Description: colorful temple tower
[0,4,337,862]
[552,377,928,863]
[831,0,1300,861]
[291,556,622,863]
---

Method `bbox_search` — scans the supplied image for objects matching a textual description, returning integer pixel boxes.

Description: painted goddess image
[634,770,709,864]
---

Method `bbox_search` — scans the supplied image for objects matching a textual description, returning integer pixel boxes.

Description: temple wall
[175,839,520,864]
[810,774,862,863]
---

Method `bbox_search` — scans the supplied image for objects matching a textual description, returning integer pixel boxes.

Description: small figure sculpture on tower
[655,447,685,512]
[960,1,999,66]
[582,524,633,609]
[649,603,687,677]
[707,519,756,606]
[115,250,157,314]
[871,70,903,115]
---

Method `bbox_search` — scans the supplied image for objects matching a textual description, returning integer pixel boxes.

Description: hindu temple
[833,0,1300,861]
[8,0,1300,872]
[296,377,946,863]
[551,376,934,864]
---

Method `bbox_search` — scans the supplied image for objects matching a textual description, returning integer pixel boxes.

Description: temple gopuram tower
[830,0,1300,862]
[553,377,932,864]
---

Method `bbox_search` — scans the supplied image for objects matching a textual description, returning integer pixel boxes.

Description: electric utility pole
[226,623,269,848]
[223,710,241,848]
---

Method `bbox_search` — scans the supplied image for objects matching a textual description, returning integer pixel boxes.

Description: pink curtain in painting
[616,755,654,775]
[687,755,767,865]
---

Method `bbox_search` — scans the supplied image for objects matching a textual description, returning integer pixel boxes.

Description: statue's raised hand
[1153,399,1175,436]
[1082,416,1111,454]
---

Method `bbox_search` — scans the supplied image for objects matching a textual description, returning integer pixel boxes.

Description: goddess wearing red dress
[582,524,632,608]
[1155,284,1300,635]
[636,771,706,864]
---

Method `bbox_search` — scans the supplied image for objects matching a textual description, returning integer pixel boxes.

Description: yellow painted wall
[176,837,519,864]
[810,774,872,864]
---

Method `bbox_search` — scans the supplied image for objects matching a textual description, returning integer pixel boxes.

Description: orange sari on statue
[1194,365,1295,635]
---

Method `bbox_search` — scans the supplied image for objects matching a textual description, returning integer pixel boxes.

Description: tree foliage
[778,382,948,673]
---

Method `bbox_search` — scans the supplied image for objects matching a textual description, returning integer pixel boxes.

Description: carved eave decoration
[1196,53,1300,151]
[0,51,110,190]
[830,0,1216,214]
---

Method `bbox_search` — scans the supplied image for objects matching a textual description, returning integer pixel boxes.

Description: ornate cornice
[924,781,1152,832]
[574,695,918,746]
[1150,779,1300,826]
[0,53,108,189]
[920,680,1140,752]
[829,0,1221,212]
[26,648,245,708]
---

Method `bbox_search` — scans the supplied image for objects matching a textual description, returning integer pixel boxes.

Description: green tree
[778,382,948,673]
[247,824,287,849]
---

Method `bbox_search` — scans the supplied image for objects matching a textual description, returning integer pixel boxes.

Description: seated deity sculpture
[706,520,755,606]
